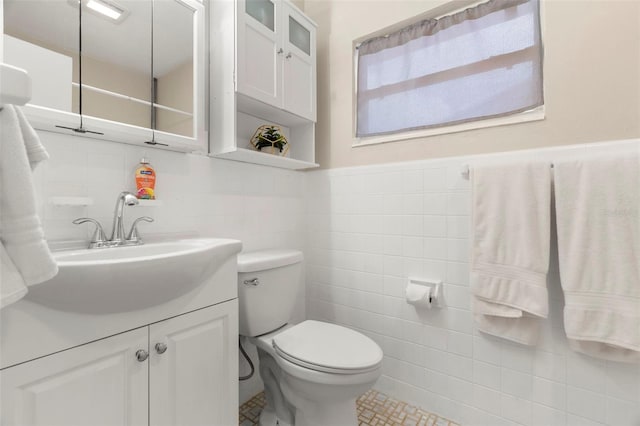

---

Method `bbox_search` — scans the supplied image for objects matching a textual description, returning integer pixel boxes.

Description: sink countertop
[1,237,242,370]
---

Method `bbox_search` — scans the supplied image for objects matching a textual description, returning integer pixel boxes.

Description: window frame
[352,0,546,147]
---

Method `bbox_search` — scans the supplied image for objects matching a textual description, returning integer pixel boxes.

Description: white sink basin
[27,238,242,314]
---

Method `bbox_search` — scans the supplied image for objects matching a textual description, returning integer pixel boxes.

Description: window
[355,0,543,139]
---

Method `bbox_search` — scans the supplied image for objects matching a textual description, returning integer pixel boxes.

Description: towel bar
[461,163,554,180]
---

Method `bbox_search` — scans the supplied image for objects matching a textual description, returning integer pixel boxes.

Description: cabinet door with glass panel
[282,1,315,121]
[2,0,205,152]
[236,0,282,107]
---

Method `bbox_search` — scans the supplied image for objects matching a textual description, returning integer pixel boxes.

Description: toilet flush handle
[243,278,260,286]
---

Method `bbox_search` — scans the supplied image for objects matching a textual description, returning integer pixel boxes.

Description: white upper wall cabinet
[237,0,316,122]
[210,0,318,170]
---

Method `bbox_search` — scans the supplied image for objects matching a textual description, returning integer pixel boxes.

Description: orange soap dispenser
[135,157,156,199]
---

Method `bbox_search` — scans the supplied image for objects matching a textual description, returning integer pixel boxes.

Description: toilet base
[283,382,358,426]
[259,408,293,426]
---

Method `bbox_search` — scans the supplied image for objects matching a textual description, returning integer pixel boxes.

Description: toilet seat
[272,320,383,375]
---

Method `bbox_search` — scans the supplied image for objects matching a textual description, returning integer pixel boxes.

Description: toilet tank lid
[237,249,304,273]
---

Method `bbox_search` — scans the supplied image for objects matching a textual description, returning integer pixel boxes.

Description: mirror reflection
[3,0,195,140]
[153,0,194,138]
[81,0,152,128]
[3,0,79,113]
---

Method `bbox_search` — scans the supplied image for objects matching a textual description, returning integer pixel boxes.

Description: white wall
[305,139,640,426]
[304,0,640,169]
[31,130,307,405]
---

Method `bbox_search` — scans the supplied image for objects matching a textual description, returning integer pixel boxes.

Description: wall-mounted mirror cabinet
[2,0,205,152]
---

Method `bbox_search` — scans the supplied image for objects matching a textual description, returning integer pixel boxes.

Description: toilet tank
[237,249,304,337]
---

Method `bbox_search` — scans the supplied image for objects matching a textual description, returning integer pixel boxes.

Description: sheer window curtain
[356,0,543,137]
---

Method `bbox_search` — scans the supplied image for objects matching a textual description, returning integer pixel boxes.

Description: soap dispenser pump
[135,157,156,199]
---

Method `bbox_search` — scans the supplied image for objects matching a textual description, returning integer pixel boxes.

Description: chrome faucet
[73,191,154,249]
[110,191,139,244]
[72,218,108,249]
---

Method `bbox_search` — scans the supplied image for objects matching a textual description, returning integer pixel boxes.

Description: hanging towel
[16,106,49,167]
[554,153,640,362]
[0,244,28,308]
[471,161,552,345]
[0,105,58,309]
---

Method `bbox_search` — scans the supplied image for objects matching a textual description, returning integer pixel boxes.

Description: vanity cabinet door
[149,300,239,426]
[236,0,282,107]
[0,328,149,426]
[282,2,316,121]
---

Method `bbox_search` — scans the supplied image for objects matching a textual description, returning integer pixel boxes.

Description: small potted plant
[250,125,289,156]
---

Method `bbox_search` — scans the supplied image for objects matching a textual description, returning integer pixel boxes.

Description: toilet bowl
[238,250,383,426]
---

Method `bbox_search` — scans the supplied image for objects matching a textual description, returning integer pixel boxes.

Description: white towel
[0,243,28,308]
[471,162,552,345]
[16,106,49,167]
[0,105,58,308]
[554,153,640,362]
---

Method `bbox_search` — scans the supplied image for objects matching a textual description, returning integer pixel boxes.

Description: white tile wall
[29,133,640,421]
[31,130,307,406]
[34,131,306,255]
[305,140,640,426]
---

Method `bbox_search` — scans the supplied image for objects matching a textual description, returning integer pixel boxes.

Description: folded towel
[471,162,552,345]
[554,153,640,362]
[0,105,57,308]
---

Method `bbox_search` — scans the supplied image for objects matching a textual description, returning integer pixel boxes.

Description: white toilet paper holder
[406,278,442,308]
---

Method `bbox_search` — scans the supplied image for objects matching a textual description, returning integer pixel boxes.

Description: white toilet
[238,249,383,426]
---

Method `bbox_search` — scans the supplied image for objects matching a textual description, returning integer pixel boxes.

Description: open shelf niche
[210,92,317,171]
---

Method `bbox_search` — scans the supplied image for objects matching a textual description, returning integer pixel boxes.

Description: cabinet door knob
[243,278,260,286]
[277,48,284,55]
[136,349,149,362]
[155,342,168,354]
[285,52,292,59]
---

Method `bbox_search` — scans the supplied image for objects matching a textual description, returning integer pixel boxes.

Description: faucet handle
[126,216,154,244]
[72,218,107,248]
